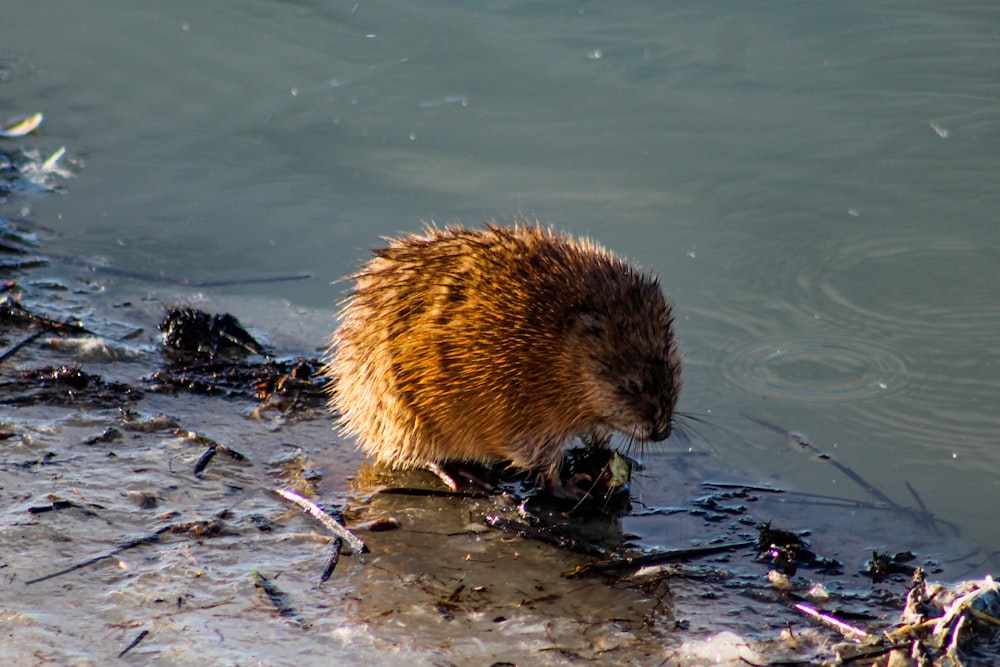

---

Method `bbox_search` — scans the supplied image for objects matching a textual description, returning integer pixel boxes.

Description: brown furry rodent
[324,222,681,498]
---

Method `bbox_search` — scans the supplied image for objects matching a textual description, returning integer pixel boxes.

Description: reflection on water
[4,0,1000,663]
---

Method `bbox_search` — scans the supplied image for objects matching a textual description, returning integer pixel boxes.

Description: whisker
[671,421,698,448]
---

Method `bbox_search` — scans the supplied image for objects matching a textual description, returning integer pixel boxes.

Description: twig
[193,446,217,478]
[484,513,609,557]
[117,629,149,658]
[25,526,173,585]
[563,540,755,578]
[792,602,870,642]
[320,537,343,583]
[24,519,224,585]
[0,329,44,365]
[252,569,307,627]
[271,488,367,554]
[745,415,900,508]
[702,481,785,494]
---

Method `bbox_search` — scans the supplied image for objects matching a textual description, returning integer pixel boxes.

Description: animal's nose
[650,424,672,442]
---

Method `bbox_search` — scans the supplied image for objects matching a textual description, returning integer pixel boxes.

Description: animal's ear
[568,309,605,336]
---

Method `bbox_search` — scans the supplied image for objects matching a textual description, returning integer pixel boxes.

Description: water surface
[3,1,1000,663]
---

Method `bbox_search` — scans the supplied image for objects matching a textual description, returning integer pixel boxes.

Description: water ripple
[727,336,907,401]
[792,235,1000,344]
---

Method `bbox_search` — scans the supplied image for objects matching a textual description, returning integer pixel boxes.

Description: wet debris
[249,513,277,532]
[116,629,149,659]
[0,145,70,198]
[148,355,326,409]
[119,409,180,432]
[0,295,88,334]
[176,429,248,479]
[483,512,610,558]
[702,480,785,494]
[0,365,142,406]
[756,521,842,576]
[0,256,48,271]
[319,537,343,583]
[26,498,77,514]
[24,518,229,586]
[776,571,1000,666]
[354,517,402,532]
[159,306,265,360]
[9,451,59,468]
[865,550,919,583]
[689,493,748,522]
[83,426,121,445]
[271,487,367,555]
[0,296,92,365]
[562,446,632,495]
[125,490,159,510]
[42,335,145,363]
[0,218,45,253]
[251,357,327,416]
[0,112,44,138]
[562,540,755,579]
[252,569,308,628]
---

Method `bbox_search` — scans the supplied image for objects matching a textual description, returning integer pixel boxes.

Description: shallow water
[3,1,1000,664]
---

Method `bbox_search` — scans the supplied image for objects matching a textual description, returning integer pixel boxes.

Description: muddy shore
[3,208,996,666]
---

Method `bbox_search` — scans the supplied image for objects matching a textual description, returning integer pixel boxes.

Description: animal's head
[568,267,681,442]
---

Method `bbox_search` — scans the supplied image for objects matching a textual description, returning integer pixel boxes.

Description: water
[3,1,1000,663]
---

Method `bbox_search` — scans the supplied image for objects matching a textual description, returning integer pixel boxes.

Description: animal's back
[326,222,681,490]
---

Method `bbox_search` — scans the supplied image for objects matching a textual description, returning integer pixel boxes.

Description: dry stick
[745,415,900,508]
[271,488,367,554]
[563,540,755,578]
[792,602,871,642]
[117,629,149,659]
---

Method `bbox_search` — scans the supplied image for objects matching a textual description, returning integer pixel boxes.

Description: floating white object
[0,112,44,138]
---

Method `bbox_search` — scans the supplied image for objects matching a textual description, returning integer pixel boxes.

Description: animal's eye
[622,378,642,395]
[572,311,605,337]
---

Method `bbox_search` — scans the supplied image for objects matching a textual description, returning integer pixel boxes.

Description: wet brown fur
[324,222,681,489]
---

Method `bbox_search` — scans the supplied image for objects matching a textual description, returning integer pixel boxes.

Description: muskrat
[324,222,681,498]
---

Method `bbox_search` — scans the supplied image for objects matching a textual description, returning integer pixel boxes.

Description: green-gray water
[3,2,999,664]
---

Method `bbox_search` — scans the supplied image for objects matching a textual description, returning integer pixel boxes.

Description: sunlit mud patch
[330,489,678,665]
